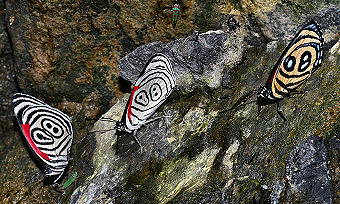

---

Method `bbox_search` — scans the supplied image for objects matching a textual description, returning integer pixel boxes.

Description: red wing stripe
[128,86,140,123]
[21,123,51,161]
[268,67,277,84]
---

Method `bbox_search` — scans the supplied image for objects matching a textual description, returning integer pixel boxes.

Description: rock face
[118,30,229,92]
[0,0,339,204]
[0,0,16,134]
[271,135,332,203]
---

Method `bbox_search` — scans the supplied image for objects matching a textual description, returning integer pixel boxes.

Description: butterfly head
[42,167,65,183]
[116,121,127,133]
[257,86,274,106]
[42,167,53,176]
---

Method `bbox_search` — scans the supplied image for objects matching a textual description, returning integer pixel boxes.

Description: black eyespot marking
[12,93,74,178]
[53,127,59,134]
[149,83,162,101]
[298,51,311,72]
[283,56,296,72]
[135,90,149,106]
[257,22,323,121]
[37,133,44,140]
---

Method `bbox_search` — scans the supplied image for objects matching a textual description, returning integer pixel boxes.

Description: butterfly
[172,3,180,29]
[116,53,176,146]
[12,93,73,183]
[257,21,324,121]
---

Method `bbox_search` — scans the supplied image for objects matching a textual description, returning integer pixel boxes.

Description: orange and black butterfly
[257,21,324,121]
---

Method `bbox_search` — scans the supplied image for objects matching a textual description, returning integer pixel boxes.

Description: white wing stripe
[122,53,176,131]
[12,93,73,181]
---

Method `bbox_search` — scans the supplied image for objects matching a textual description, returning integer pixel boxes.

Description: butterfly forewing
[123,53,176,132]
[269,21,324,99]
[12,93,73,181]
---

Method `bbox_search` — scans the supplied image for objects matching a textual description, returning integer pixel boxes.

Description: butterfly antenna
[99,117,116,122]
[84,117,116,123]
[220,90,257,113]
[219,99,257,114]
[73,128,116,147]
[11,171,42,196]
[257,105,270,122]
[88,128,117,135]
[74,116,117,146]
[242,99,257,105]
[219,87,259,100]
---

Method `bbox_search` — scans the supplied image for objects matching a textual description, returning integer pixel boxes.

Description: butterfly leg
[288,90,304,96]
[258,104,262,116]
[132,130,142,148]
[132,130,145,153]
[115,133,120,154]
[276,101,287,121]
[99,117,115,122]
[258,105,269,121]
[145,116,172,124]
[173,21,176,29]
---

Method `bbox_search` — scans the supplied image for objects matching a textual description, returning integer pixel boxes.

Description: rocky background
[0,0,339,203]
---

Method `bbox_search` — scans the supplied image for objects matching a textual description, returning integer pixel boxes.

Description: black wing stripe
[278,68,311,79]
[12,93,73,180]
[122,53,176,131]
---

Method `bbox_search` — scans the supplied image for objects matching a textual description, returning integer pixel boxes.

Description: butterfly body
[116,53,176,144]
[172,4,180,29]
[12,93,73,182]
[257,21,324,120]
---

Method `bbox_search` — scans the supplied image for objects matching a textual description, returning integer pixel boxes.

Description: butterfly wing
[123,54,176,131]
[266,21,324,99]
[12,93,73,181]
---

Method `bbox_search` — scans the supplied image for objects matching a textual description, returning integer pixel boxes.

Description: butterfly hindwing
[257,21,324,121]
[122,53,176,132]
[268,21,324,99]
[12,93,73,182]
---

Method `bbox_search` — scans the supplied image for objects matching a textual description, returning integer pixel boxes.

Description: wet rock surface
[0,0,339,203]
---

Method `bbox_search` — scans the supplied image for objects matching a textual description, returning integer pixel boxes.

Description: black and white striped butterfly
[12,93,73,182]
[257,21,324,121]
[116,53,176,146]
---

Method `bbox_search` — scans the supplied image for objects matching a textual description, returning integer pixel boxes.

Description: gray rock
[1,1,339,203]
[271,135,332,203]
[69,95,220,203]
[118,30,229,92]
[69,23,339,203]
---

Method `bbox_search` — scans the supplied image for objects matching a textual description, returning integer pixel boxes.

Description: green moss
[282,0,323,15]
[124,142,220,203]
[324,119,340,140]
[125,160,163,189]
[167,90,203,123]
[230,45,267,91]
[123,157,184,203]
[235,179,271,203]
[194,0,219,32]
[171,181,224,202]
